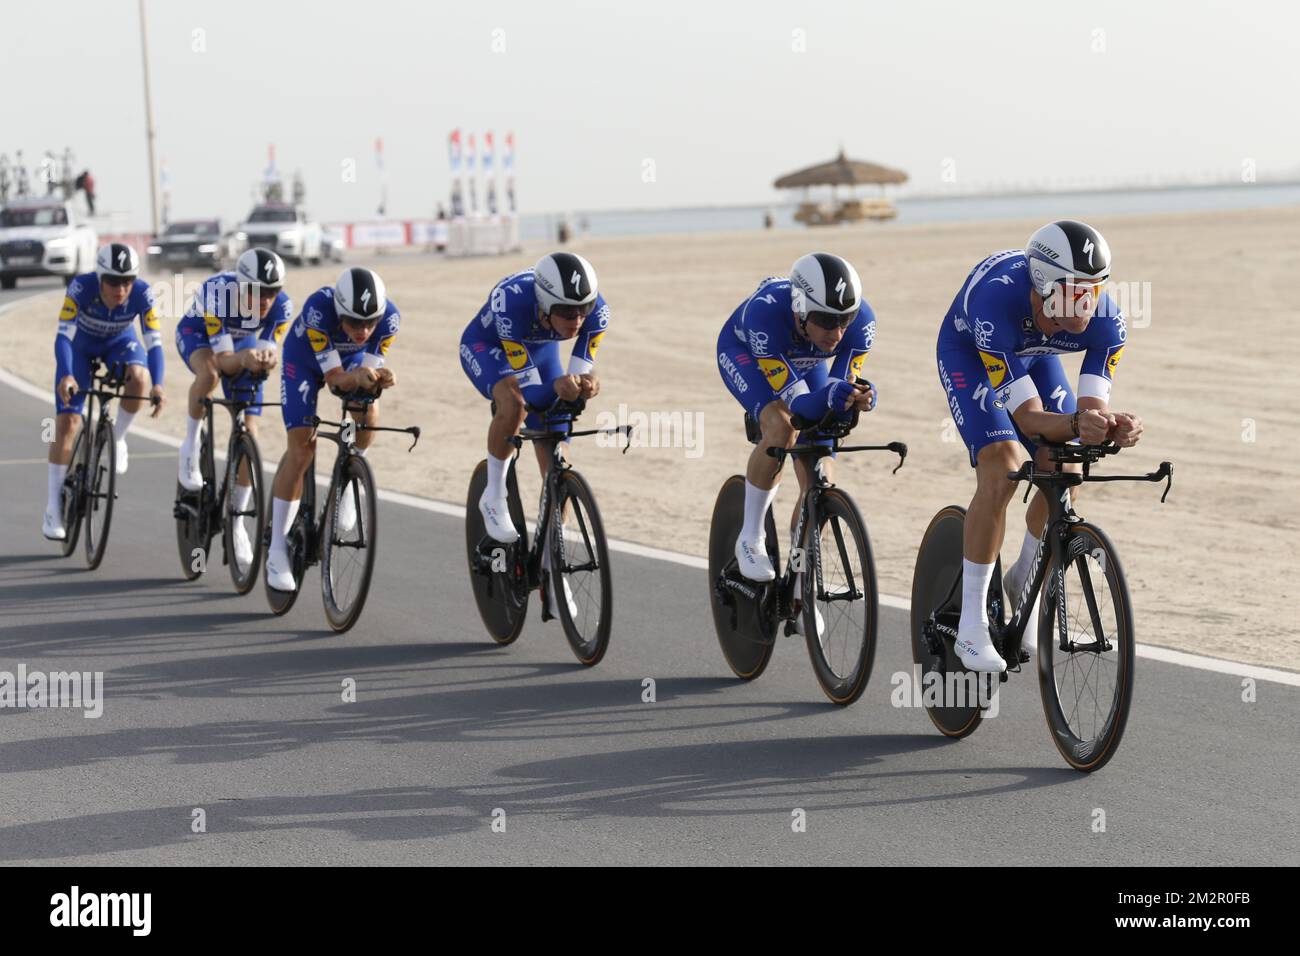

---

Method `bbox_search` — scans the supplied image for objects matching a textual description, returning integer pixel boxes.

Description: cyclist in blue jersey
[717,253,878,619]
[460,252,608,617]
[43,243,166,540]
[265,267,399,592]
[174,247,292,565]
[937,220,1144,672]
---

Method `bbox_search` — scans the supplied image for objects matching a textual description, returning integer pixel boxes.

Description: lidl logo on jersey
[757,358,789,391]
[979,350,1009,388]
[143,308,160,331]
[849,352,867,380]
[587,331,606,358]
[273,322,289,344]
[59,297,77,322]
[307,328,330,352]
[503,340,529,369]
[1105,344,1124,379]
[204,313,223,337]
[378,335,395,356]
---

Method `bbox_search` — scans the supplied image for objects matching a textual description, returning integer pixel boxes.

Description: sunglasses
[548,303,593,321]
[806,311,855,331]
[101,275,135,288]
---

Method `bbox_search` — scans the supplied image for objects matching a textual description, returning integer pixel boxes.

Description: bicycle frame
[501,400,631,615]
[926,442,1173,673]
[760,425,906,625]
[304,395,420,561]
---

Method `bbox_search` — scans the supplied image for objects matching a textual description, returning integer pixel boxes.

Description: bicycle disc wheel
[224,431,265,594]
[83,420,116,570]
[465,459,530,644]
[265,467,311,617]
[60,423,87,557]
[321,455,378,633]
[1037,521,1135,772]
[910,506,997,738]
[707,474,780,680]
[551,469,613,666]
[175,424,216,580]
[803,487,878,706]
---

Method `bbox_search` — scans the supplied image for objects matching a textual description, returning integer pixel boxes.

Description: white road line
[2,298,1295,687]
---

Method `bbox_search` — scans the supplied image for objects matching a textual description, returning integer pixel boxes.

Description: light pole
[138,0,160,236]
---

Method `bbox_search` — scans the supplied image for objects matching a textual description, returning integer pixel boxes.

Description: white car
[0,198,98,288]
[237,203,322,266]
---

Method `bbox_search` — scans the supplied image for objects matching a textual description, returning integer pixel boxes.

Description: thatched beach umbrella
[775,149,908,224]
[774,149,908,191]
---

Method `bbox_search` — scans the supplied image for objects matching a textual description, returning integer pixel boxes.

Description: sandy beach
[5,206,1296,671]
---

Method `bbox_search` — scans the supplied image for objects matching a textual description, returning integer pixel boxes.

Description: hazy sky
[4,0,1298,227]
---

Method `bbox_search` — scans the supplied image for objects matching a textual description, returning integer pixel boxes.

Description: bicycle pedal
[783,619,798,638]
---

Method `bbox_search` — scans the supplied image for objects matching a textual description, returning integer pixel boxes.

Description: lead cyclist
[936,220,1144,673]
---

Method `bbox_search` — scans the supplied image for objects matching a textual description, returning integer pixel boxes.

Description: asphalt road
[0,323,1296,864]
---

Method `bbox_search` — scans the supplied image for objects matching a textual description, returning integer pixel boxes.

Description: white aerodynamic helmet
[334,267,387,321]
[534,251,598,316]
[790,252,862,325]
[1024,219,1111,296]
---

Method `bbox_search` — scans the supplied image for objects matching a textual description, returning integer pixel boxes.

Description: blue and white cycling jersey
[936,249,1127,411]
[55,272,164,386]
[293,286,400,374]
[182,271,293,353]
[716,275,875,420]
[935,248,1129,466]
[460,268,610,409]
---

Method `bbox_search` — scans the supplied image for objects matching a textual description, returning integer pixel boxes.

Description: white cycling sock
[270,496,299,555]
[959,559,996,636]
[231,483,254,514]
[485,452,511,500]
[740,479,778,545]
[1010,529,1038,589]
[46,463,67,514]
[114,408,136,439]
[182,415,202,453]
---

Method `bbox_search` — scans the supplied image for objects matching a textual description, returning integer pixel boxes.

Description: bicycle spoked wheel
[550,469,612,666]
[707,474,780,680]
[60,423,87,557]
[802,488,878,705]
[1038,522,1135,772]
[224,432,265,594]
[465,459,530,645]
[83,421,116,570]
[320,455,378,633]
[175,425,215,581]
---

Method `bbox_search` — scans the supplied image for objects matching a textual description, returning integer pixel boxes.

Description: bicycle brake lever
[1158,461,1173,503]
[888,441,907,474]
[620,424,633,454]
[407,426,421,453]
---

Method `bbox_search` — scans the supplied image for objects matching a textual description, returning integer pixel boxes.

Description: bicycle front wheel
[551,469,613,666]
[60,422,87,558]
[803,487,878,706]
[224,431,265,594]
[1037,522,1135,773]
[321,454,378,633]
[83,421,116,570]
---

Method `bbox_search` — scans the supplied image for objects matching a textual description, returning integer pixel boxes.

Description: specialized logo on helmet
[1082,238,1095,267]
[834,277,847,306]
[570,269,582,291]
[360,288,372,312]
[264,259,276,280]
[116,248,127,269]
